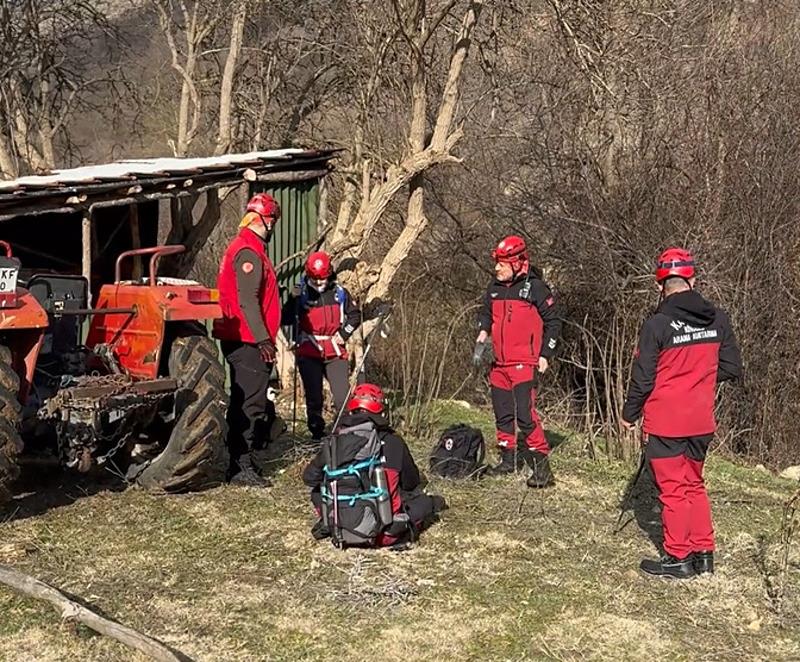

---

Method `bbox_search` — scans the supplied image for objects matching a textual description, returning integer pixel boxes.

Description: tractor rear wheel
[135,335,229,492]
[0,344,22,504]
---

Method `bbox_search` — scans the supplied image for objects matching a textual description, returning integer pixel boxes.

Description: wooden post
[239,180,250,215]
[82,213,92,304]
[318,177,329,229]
[130,203,142,280]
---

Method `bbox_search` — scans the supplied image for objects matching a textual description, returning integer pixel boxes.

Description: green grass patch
[0,402,798,661]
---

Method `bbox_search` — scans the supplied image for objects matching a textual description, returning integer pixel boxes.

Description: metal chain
[47,374,170,465]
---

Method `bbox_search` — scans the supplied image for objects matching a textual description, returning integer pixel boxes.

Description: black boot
[486,448,516,476]
[525,450,555,488]
[431,495,448,514]
[229,453,272,488]
[514,444,530,471]
[311,519,330,540]
[692,551,714,575]
[308,416,326,441]
[640,554,696,579]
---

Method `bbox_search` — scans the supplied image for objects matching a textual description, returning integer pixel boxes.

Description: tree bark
[0,134,18,179]
[363,2,483,304]
[215,0,248,156]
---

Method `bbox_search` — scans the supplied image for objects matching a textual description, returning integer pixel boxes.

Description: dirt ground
[1,402,798,661]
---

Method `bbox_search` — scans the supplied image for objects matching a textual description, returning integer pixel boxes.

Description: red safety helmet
[655,247,696,282]
[491,235,528,268]
[306,251,332,280]
[346,383,385,414]
[245,193,281,229]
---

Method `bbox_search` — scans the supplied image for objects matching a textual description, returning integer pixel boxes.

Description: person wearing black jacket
[302,383,446,547]
[282,251,361,439]
[474,235,562,487]
[622,248,742,579]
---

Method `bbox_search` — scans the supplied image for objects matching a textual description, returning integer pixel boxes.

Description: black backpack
[429,424,485,479]
[320,421,394,548]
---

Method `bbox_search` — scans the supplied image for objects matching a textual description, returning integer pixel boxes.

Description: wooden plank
[130,204,142,280]
[82,214,92,305]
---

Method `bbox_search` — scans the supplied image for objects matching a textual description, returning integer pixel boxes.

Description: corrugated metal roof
[0,147,338,221]
[0,148,318,192]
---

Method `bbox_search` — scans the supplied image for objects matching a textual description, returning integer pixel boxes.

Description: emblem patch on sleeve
[241,261,254,274]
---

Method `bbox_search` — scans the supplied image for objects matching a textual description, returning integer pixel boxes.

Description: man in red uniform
[622,248,742,578]
[475,235,562,488]
[213,193,281,487]
[282,251,361,439]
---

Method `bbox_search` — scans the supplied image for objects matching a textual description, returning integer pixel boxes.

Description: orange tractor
[0,243,228,503]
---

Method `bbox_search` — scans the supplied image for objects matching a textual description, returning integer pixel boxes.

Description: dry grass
[0,402,798,661]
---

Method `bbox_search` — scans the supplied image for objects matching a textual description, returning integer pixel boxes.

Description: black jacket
[622,289,742,437]
[302,411,421,493]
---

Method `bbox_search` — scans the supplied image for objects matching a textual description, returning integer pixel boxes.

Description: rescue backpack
[320,421,394,548]
[429,424,485,479]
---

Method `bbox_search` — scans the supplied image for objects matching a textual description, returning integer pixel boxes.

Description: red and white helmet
[244,193,281,230]
[305,251,332,280]
[655,247,695,282]
[491,235,528,269]
[346,383,385,414]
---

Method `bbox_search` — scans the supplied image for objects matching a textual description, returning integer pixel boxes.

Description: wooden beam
[82,212,92,309]
[318,176,329,228]
[255,169,330,183]
[82,213,91,283]
[130,204,142,280]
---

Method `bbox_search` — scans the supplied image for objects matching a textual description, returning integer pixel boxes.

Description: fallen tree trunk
[0,564,189,661]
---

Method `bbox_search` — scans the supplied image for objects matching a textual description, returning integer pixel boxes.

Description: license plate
[0,265,18,307]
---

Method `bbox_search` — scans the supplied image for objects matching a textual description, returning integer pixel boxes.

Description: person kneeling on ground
[302,383,447,548]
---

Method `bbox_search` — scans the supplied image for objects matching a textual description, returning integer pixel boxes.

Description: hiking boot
[640,554,695,579]
[311,519,331,540]
[486,448,516,476]
[514,444,530,471]
[308,418,326,441]
[431,495,448,514]
[525,449,555,488]
[229,453,272,488]
[693,551,714,575]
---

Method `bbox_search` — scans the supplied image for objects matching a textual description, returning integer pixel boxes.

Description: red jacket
[213,228,280,344]
[622,290,742,437]
[478,270,561,367]
[281,280,361,360]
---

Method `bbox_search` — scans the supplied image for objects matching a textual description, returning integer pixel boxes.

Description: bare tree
[327,1,485,324]
[213,0,247,155]
[0,0,115,177]
[152,0,222,156]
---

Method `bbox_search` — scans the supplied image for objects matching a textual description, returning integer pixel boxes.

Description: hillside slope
[1,403,798,661]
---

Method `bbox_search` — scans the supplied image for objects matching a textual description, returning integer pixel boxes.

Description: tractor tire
[0,344,21,504]
[135,335,229,493]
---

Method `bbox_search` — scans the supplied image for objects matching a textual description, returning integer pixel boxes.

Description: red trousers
[489,364,549,455]
[647,434,715,559]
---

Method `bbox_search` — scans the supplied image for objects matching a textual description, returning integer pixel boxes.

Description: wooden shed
[0,148,336,299]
